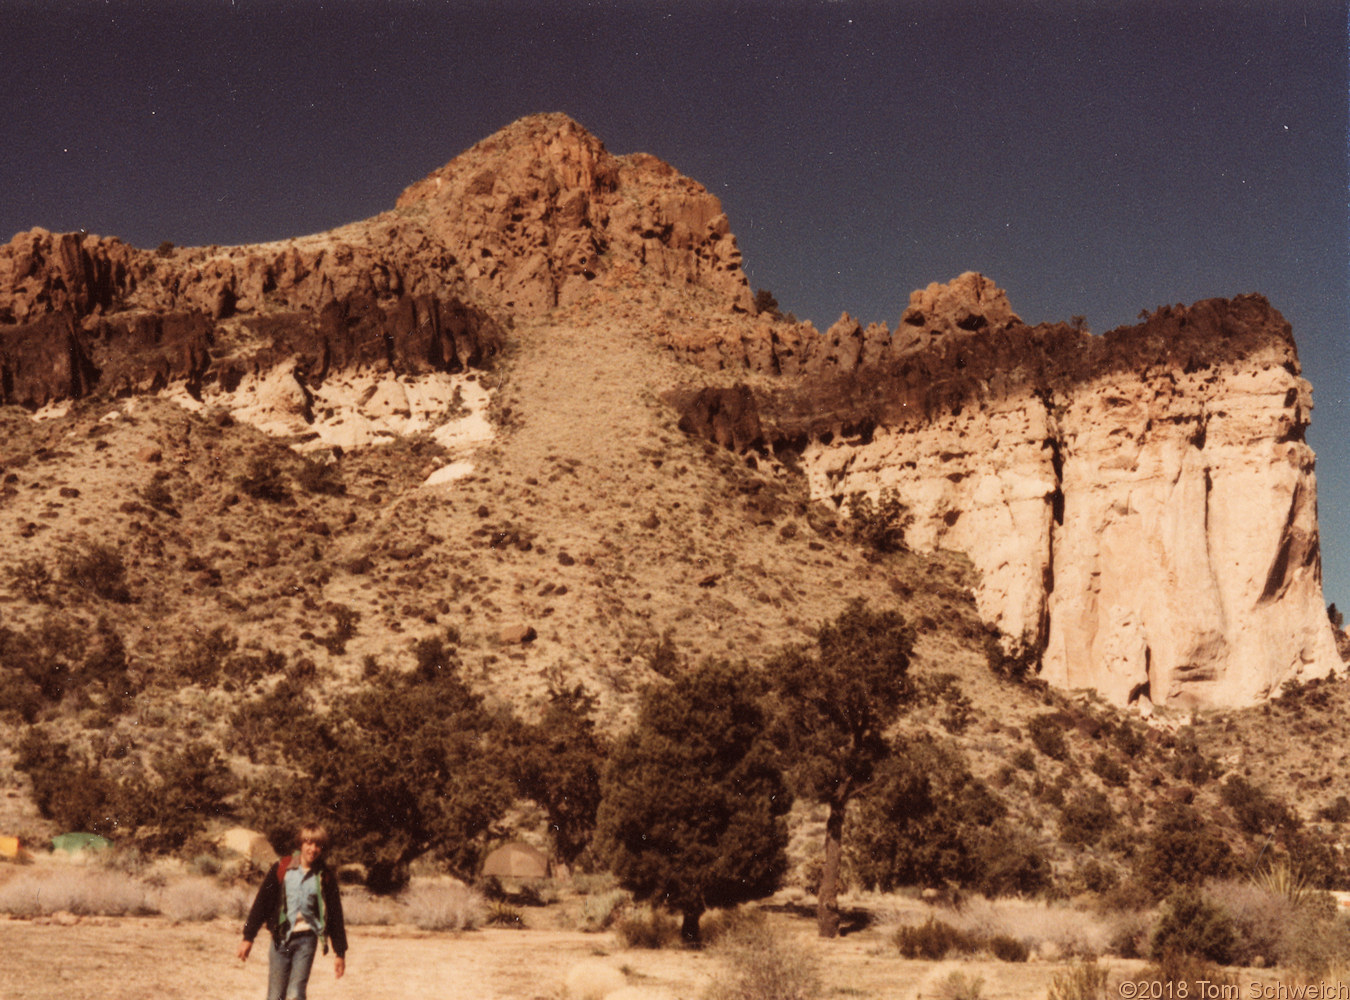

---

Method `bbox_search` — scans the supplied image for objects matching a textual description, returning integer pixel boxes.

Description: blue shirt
[282,862,322,941]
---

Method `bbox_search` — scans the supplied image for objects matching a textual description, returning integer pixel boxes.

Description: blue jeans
[267,932,318,1000]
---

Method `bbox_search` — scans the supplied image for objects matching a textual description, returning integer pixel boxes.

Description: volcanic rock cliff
[0,113,1338,710]
[687,273,1341,709]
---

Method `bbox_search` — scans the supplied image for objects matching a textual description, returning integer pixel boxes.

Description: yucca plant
[1252,858,1309,906]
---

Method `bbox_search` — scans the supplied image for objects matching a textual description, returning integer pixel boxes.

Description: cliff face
[0,115,1336,710]
[738,278,1340,709]
[0,113,751,409]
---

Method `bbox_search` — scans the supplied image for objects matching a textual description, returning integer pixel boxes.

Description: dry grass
[0,867,157,917]
[402,879,486,931]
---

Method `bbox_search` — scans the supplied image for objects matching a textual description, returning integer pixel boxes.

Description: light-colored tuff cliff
[786,278,1341,709]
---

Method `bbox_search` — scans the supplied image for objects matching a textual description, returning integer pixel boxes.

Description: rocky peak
[894,271,1022,354]
[394,112,754,315]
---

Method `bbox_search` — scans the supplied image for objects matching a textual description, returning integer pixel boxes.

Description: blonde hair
[298,823,330,849]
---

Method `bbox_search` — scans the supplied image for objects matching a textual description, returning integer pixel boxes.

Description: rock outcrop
[683,277,1341,709]
[0,114,1336,711]
[394,113,754,315]
[0,113,754,409]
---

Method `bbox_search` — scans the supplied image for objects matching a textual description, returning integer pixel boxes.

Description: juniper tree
[767,600,916,937]
[595,659,791,944]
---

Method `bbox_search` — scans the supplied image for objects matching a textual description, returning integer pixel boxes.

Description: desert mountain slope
[0,112,1340,720]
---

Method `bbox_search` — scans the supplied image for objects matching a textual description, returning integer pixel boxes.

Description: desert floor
[0,913,1117,1000]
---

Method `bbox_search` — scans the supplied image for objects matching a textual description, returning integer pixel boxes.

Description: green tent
[51,832,112,854]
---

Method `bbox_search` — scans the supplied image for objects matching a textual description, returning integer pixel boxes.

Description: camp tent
[0,835,21,859]
[480,841,549,879]
[220,827,277,866]
[51,832,112,854]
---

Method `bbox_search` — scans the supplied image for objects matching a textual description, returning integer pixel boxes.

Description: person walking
[237,823,347,1000]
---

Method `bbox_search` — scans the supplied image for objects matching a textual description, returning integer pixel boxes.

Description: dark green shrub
[989,934,1030,962]
[1090,752,1129,787]
[893,917,977,960]
[984,630,1043,681]
[15,728,121,835]
[1135,805,1234,897]
[295,457,345,496]
[6,558,53,603]
[844,487,912,555]
[1027,713,1070,761]
[1220,776,1294,835]
[237,455,290,503]
[1110,721,1147,759]
[1317,796,1350,824]
[925,673,974,734]
[1149,887,1236,964]
[60,542,132,602]
[1059,790,1116,847]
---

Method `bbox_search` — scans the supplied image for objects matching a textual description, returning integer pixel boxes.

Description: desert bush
[1168,730,1220,785]
[295,457,345,496]
[237,455,290,503]
[698,906,766,947]
[338,890,404,927]
[6,557,53,603]
[984,630,1043,682]
[1134,804,1233,897]
[987,933,1030,962]
[925,673,975,734]
[563,960,628,1000]
[157,876,247,922]
[1090,752,1129,788]
[16,727,122,834]
[893,916,979,959]
[60,541,132,602]
[485,899,524,928]
[1220,775,1294,835]
[1149,887,1236,964]
[1203,878,1293,967]
[579,887,631,931]
[946,896,1112,960]
[1279,902,1350,977]
[0,869,156,917]
[1110,721,1147,759]
[931,971,985,1000]
[704,916,821,1000]
[1059,790,1116,847]
[403,880,485,931]
[1027,714,1070,761]
[844,487,912,555]
[1046,960,1110,1000]
[1317,795,1350,823]
[614,906,682,949]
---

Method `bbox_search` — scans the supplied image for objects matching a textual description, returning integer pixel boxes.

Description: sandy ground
[0,915,1093,1000]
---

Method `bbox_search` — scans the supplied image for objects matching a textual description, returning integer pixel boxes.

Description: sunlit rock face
[395,112,755,316]
[761,280,1341,709]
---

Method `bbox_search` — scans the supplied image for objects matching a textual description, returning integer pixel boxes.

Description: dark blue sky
[2,0,1347,610]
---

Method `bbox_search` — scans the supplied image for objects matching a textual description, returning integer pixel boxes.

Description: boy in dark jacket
[237,823,347,1000]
